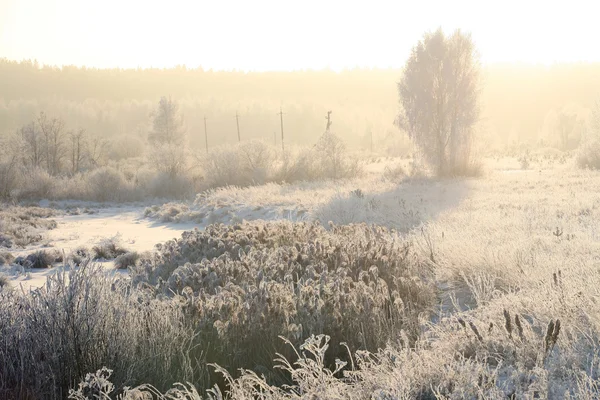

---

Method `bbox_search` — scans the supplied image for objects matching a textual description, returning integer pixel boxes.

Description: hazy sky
[0,0,598,71]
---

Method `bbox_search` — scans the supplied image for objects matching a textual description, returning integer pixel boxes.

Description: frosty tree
[149,96,187,177]
[149,96,186,146]
[396,28,481,176]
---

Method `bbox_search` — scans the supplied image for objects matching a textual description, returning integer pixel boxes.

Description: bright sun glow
[1,0,599,70]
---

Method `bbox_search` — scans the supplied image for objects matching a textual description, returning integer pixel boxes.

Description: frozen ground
[3,206,199,291]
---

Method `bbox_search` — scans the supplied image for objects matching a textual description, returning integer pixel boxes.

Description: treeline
[0,94,366,201]
[1,59,600,152]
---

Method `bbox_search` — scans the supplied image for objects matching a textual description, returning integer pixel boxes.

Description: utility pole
[370,130,373,153]
[235,111,241,142]
[278,107,285,152]
[325,111,332,132]
[204,116,209,154]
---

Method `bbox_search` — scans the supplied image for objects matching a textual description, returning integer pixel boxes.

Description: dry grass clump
[68,246,93,266]
[0,273,9,289]
[144,202,191,223]
[0,205,58,248]
[113,251,140,270]
[577,139,600,169]
[16,249,61,269]
[0,263,203,399]
[382,163,406,182]
[131,221,436,386]
[92,235,129,260]
[0,251,14,266]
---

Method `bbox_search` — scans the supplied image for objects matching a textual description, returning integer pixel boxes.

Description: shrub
[577,140,600,169]
[0,233,12,248]
[132,221,436,384]
[519,154,531,170]
[114,251,139,270]
[312,131,361,180]
[0,273,9,288]
[198,140,277,189]
[15,167,56,200]
[0,161,19,200]
[0,263,202,398]
[382,163,406,182]
[92,235,129,260]
[108,135,146,161]
[144,202,190,222]
[145,172,196,200]
[21,250,58,269]
[0,206,57,248]
[447,158,484,177]
[0,251,14,265]
[68,246,92,266]
[148,142,188,178]
[86,166,133,202]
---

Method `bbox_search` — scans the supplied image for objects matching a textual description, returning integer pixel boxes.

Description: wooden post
[278,107,285,152]
[235,111,241,142]
[325,110,332,132]
[204,116,209,154]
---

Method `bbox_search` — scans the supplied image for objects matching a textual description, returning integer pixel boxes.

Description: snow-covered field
[2,155,584,294]
[3,155,600,397]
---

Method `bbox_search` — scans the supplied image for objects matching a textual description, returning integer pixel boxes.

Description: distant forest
[1,59,599,154]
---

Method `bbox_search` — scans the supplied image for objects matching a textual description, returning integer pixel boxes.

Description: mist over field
[2,1,600,399]
[1,60,599,151]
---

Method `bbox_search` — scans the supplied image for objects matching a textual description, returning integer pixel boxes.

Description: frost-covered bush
[0,273,9,288]
[311,131,361,180]
[197,138,361,192]
[199,140,277,189]
[114,251,139,269]
[0,251,14,265]
[577,139,600,169]
[274,135,362,183]
[86,166,137,202]
[18,249,59,269]
[144,172,197,199]
[0,162,18,200]
[382,163,406,182]
[14,167,56,200]
[67,246,92,266]
[92,234,129,259]
[0,263,202,399]
[0,205,57,248]
[144,202,191,222]
[132,221,436,382]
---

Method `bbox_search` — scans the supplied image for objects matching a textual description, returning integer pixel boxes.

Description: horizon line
[3,58,600,73]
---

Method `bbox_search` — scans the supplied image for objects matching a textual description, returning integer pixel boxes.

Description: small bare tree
[148,96,187,177]
[19,122,44,169]
[37,112,67,175]
[396,28,481,176]
[0,136,21,199]
[69,128,86,174]
[87,137,109,168]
